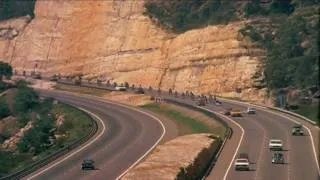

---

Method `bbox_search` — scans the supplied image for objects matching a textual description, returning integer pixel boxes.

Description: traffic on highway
[18,79,318,180]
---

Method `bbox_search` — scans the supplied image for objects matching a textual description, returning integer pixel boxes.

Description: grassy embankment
[141,103,226,137]
[0,87,93,177]
[54,84,107,97]
[292,104,320,125]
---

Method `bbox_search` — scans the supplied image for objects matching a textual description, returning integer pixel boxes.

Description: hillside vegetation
[0,0,36,20]
[145,0,319,92]
[0,80,93,177]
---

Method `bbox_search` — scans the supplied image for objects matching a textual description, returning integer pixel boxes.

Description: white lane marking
[249,118,267,180]
[197,106,245,180]
[43,90,167,179]
[253,107,320,175]
[27,107,106,180]
[218,96,320,175]
[114,106,166,179]
[259,113,291,180]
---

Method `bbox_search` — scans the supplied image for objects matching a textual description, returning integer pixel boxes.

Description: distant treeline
[0,0,36,21]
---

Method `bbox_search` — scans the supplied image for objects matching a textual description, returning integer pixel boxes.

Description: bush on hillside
[0,62,12,80]
[0,0,36,20]
[0,98,10,119]
[144,0,237,33]
[13,87,39,113]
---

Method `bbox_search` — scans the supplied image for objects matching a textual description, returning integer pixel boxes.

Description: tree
[0,98,10,119]
[13,87,39,113]
[244,0,265,17]
[0,62,12,81]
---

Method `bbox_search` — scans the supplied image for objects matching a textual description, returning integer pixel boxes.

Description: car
[231,110,242,117]
[81,159,95,170]
[115,86,127,91]
[292,124,304,136]
[272,152,284,164]
[215,100,222,106]
[135,87,145,94]
[247,107,256,114]
[234,156,250,171]
[224,108,232,116]
[269,139,283,151]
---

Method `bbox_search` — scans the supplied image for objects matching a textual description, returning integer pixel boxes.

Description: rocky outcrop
[0,0,267,101]
[122,134,220,180]
[1,120,33,151]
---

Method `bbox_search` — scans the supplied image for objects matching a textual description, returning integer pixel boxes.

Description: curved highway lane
[25,80,319,180]
[24,90,165,180]
[205,100,319,180]
[138,89,319,180]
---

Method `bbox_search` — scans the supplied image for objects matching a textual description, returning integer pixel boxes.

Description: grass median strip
[141,103,224,136]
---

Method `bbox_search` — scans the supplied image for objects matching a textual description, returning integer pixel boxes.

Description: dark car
[224,108,232,116]
[81,159,95,170]
[135,87,145,94]
[272,153,284,164]
[292,124,304,136]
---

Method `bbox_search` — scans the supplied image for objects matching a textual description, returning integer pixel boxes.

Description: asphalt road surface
[207,101,319,180]
[131,88,319,180]
[23,90,165,180]
[22,80,319,180]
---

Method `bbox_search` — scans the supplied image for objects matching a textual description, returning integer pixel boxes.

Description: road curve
[133,89,319,180]
[23,90,165,180]
[25,80,319,180]
[211,100,319,180]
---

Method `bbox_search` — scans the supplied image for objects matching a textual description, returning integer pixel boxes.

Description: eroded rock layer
[0,0,266,101]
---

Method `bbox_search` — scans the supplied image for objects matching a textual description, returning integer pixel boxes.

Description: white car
[115,86,127,91]
[234,158,250,171]
[269,139,283,151]
[247,107,256,114]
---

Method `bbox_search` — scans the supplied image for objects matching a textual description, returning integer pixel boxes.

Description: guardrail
[218,96,318,126]
[267,106,317,125]
[0,104,98,180]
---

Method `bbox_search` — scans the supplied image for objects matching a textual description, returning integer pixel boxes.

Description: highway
[160,95,319,180]
[22,80,319,180]
[23,90,165,180]
[207,101,319,180]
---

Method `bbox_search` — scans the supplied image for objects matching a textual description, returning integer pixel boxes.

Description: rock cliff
[0,0,267,101]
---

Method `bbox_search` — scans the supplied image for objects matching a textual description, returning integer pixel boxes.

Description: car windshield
[274,154,283,158]
[236,159,248,163]
[83,160,94,163]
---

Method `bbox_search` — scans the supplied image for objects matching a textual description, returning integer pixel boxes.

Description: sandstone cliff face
[0,0,267,101]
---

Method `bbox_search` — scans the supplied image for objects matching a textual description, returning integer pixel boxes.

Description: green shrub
[0,98,10,119]
[144,0,237,33]
[13,87,39,113]
[0,61,12,80]
[17,113,29,128]
[0,0,36,20]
